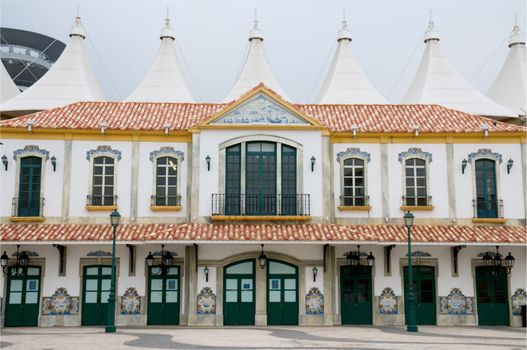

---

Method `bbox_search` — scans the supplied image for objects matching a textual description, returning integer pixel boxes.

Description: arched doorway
[267,260,298,325]
[223,259,255,325]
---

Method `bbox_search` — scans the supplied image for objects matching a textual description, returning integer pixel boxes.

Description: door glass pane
[9,292,22,304]
[10,267,23,276]
[100,292,110,303]
[226,291,238,302]
[269,279,281,290]
[100,279,111,291]
[166,279,178,291]
[421,279,433,291]
[101,267,112,275]
[166,291,178,303]
[151,279,163,290]
[269,262,295,274]
[269,291,281,302]
[284,291,296,302]
[226,279,237,290]
[86,279,98,290]
[241,279,253,290]
[25,292,38,304]
[26,267,40,276]
[86,267,98,275]
[284,279,296,290]
[151,267,161,275]
[167,267,179,275]
[226,261,253,274]
[85,291,98,303]
[241,291,253,302]
[26,279,39,291]
[10,280,23,292]
[150,291,162,303]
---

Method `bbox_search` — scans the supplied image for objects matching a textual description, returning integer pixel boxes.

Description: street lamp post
[404,211,418,332]
[106,209,121,333]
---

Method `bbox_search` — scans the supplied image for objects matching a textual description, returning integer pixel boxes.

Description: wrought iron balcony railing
[211,194,310,217]
[12,197,45,217]
[86,195,117,206]
[151,195,181,207]
[402,195,432,207]
[340,195,370,207]
[473,199,504,219]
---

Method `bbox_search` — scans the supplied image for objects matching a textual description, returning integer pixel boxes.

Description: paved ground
[0,326,525,350]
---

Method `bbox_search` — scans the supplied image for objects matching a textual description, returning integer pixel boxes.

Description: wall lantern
[1,245,29,276]
[1,155,7,171]
[482,246,515,275]
[206,155,211,171]
[51,156,57,172]
[146,244,176,275]
[311,156,316,172]
[312,266,318,282]
[461,159,468,174]
[344,245,375,267]
[204,266,209,282]
[258,244,267,269]
[507,159,514,174]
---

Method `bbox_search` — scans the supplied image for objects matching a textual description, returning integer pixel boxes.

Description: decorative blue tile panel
[305,287,324,315]
[398,148,432,163]
[41,288,79,315]
[120,287,141,315]
[13,145,50,161]
[467,148,502,164]
[149,147,184,162]
[512,288,526,316]
[336,148,371,163]
[86,145,122,161]
[197,287,216,314]
[379,287,398,314]
[439,288,474,315]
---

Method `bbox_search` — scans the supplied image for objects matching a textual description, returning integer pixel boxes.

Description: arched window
[91,156,115,206]
[403,158,428,206]
[154,156,179,206]
[342,158,365,206]
[475,159,498,218]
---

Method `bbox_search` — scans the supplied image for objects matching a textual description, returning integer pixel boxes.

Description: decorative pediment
[336,148,371,163]
[13,145,50,161]
[87,250,112,257]
[468,148,502,164]
[406,251,431,257]
[398,148,432,163]
[149,146,184,162]
[86,145,122,161]
[11,251,39,257]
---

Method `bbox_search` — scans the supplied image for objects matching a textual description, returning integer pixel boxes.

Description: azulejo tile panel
[305,287,324,315]
[41,288,79,315]
[120,287,141,315]
[439,288,474,315]
[197,287,216,315]
[511,288,526,316]
[378,287,398,314]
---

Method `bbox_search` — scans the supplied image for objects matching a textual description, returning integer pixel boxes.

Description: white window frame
[86,146,121,207]
[149,147,184,207]
[336,147,370,207]
[398,148,432,207]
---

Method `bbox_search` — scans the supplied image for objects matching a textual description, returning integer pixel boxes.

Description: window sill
[211,215,311,221]
[10,216,45,222]
[338,206,371,211]
[472,218,506,224]
[86,205,118,212]
[400,205,434,211]
[150,205,182,212]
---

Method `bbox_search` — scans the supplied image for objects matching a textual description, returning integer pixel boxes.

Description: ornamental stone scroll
[86,145,122,161]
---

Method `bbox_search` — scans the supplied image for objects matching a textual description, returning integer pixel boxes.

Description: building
[0,14,525,329]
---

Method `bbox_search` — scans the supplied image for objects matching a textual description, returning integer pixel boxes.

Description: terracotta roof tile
[0,224,524,244]
[1,101,524,133]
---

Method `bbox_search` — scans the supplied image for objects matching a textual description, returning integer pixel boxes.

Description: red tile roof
[0,224,524,244]
[1,101,523,133]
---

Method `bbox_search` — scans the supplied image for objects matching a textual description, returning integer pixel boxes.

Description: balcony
[211,194,311,220]
[401,195,433,211]
[10,197,45,222]
[472,199,505,223]
[150,195,182,211]
[86,195,118,211]
[338,195,371,211]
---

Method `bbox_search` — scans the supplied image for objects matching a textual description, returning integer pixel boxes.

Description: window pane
[151,279,163,290]
[150,291,162,303]
[241,279,253,290]
[284,291,296,302]
[86,279,98,291]
[226,291,238,302]
[26,267,40,276]
[25,292,39,304]
[26,279,39,291]
[166,291,178,303]
[101,267,112,275]
[10,280,23,292]
[167,267,179,275]
[94,157,104,164]
[84,291,98,303]
[166,279,178,291]
[405,168,414,176]
[269,279,281,290]
[86,267,98,275]
[9,292,22,304]
[416,168,425,177]
[100,291,110,303]
[284,279,296,289]
[269,261,295,274]
[101,279,111,291]
[269,291,281,302]
[241,291,253,302]
[226,261,252,274]
[226,279,237,290]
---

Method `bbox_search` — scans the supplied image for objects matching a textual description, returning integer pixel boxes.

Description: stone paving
[0,326,526,350]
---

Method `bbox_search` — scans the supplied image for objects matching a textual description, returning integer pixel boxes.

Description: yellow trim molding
[472,218,507,224]
[10,216,45,222]
[331,132,526,144]
[211,215,311,221]
[400,206,434,211]
[338,206,371,211]
[150,205,182,212]
[86,205,118,212]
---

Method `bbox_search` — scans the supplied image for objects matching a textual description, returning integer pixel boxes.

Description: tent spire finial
[160,8,175,40]
[424,12,440,43]
[509,13,525,47]
[249,8,263,41]
[337,9,352,41]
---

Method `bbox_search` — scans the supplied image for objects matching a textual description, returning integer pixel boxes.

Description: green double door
[224,260,256,325]
[267,260,298,325]
[340,266,372,325]
[475,266,509,326]
[4,266,41,327]
[18,156,42,217]
[147,266,180,325]
[404,266,436,325]
[475,159,498,218]
[246,142,277,215]
[82,265,112,326]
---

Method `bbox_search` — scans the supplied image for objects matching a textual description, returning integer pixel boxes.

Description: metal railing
[12,197,45,217]
[211,194,310,216]
[402,195,432,207]
[86,195,117,206]
[473,199,504,219]
[151,195,181,207]
[340,195,370,207]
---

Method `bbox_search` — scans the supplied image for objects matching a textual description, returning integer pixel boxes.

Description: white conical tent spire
[0,16,105,116]
[317,13,387,104]
[224,16,288,102]
[402,19,516,118]
[1,62,20,103]
[126,16,195,102]
[487,20,526,116]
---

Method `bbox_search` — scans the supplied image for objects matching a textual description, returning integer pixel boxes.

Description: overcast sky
[1,0,525,103]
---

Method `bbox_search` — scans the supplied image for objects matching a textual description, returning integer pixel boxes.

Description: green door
[246,142,276,215]
[4,266,41,327]
[267,260,298,325]
[404,266,436,325]
[475,159,498,218]
[225,144,241,215]
[340,265,372,325]
[281,145,297,215]
[82,265,112,326]
[147,266,180,325]
[18,156,42,217]
[224,260,255,325]
[476,266,509,326]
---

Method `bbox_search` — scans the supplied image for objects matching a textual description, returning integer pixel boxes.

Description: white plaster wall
[0,139,65,218]
[69,141,132,218]
[333,144,382,218]
[136,142,188,218]
[197,266,217,295]
[453,144,524,219]
[388,144,449,219]
[197,243,324,262]
[198,130,323,217]
[304,266,324,294]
